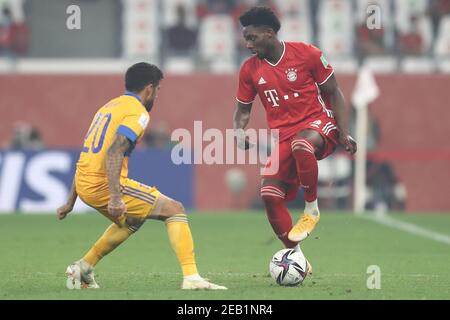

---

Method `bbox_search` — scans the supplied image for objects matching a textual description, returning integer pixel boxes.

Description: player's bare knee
[170,200,186,215]
[159,199,186,220]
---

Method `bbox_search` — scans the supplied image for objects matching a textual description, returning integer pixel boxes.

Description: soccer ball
[269,248,308,286]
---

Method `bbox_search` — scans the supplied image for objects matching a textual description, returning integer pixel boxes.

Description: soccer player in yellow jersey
[56,62,226,290]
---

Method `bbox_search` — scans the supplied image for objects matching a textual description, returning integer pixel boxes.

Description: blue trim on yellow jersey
[117,125,138,142]
[124,91,142,103]
[123,186,156,204]
[122,190,155,205]
[124,186,156,201]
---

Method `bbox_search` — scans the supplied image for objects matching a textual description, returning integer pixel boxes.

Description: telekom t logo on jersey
[264,89,280,107]
[264,89,302,108]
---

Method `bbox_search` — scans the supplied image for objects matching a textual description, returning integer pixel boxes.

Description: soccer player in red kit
[234,7,357,261]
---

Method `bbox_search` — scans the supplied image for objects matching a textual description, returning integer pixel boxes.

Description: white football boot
[66,260,100,289]
[182,275,227,290]
[65,263,81,290]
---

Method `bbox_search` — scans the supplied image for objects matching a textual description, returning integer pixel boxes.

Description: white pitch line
[360,213,450,246]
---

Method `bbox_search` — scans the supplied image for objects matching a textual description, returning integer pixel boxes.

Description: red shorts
[262,113,339,201]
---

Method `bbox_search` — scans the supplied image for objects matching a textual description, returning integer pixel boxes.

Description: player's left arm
[319,74,357,154]
[56,178,78,220]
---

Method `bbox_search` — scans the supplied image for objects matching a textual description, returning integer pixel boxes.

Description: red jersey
[236,41,334,141]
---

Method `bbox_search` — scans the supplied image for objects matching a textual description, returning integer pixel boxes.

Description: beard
[144,99,154,112]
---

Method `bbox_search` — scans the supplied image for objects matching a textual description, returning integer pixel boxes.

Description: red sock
[261,186,298,248]
[291,139,318,202]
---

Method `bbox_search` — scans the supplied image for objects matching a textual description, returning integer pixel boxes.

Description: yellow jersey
[76,92,150,184]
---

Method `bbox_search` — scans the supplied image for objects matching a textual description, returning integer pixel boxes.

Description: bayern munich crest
[286,68,297,82]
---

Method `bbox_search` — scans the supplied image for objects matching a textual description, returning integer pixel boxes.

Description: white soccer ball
[224,168,247,193]
[269,248,308,286]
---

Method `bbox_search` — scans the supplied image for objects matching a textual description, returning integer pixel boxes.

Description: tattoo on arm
[106,134,131,197]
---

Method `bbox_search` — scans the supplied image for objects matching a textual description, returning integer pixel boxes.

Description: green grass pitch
[0,211,449,300]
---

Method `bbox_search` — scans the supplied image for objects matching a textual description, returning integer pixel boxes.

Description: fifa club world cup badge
[286,68,297,82]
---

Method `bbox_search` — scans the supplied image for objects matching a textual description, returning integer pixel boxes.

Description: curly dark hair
[239,6,280,33]
[125,62,164,93]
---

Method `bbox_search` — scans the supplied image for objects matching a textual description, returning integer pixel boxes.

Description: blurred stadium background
[1,0,450,300]
[1,0,449,213]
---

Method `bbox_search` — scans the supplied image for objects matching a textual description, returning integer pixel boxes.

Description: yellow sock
[165,214,198,277]
[83,222,134,267]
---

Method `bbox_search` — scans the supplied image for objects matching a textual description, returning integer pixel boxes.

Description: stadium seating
[161,0,198,28]
[122,0,160,62]
[3,0,25,23]
[275,0,312,44]
[395,0,433,55]
[278,16,312,44]
[1,0,450,73]
[198,14,236,73]
[356,0,396,53]
[434,16,450,56]
[434,16,450,73]
[318,0,354,57]
[395,0,429,34]
[273,0,310,18]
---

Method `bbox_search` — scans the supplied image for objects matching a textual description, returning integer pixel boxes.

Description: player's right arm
[233,102,254,150]
[234,60,257,150]
[56,178,78,220]
[106,134,131,217]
